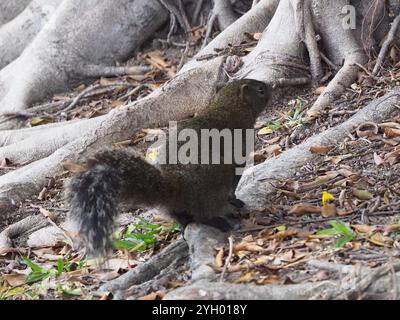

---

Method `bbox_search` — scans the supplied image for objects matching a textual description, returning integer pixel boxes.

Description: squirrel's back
[66,79,272,256]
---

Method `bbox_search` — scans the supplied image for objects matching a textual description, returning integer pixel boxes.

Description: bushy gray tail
[66,149,167,256]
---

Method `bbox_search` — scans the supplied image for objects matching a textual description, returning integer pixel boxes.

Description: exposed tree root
[372,13,400,75]
[213,0,238,31]
[121,261,189,300]
[184,224,227,281]
[0,0,61,69]
[237,90,400,210]
[0,1,31,25]
[99,239,188,294]
[307,51,367,117]
[0,0,169,129]
[0,215,50,252]
[164,262,400,299]
[183,0,279,72]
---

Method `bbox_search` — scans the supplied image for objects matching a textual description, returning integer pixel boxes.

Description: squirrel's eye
[258,87,265,95]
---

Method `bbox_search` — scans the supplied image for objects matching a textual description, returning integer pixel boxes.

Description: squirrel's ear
[215,82,225,93]
[240,84,250,101]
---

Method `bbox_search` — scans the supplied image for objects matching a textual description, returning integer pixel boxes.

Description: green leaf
[57,259,64,276]
[335,235,354,248]
[0,287,25,299]
[126,232,156,246]
[22,257,43,273]
[114,239,146,252]
[57,284,82,296]
[64,255,71,273]
[317,228,341,235]
[329,220,355,237]
[77,259,86,270]
[293,103,302,120]
[25,271,51,284]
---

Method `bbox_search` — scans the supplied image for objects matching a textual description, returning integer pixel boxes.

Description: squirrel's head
[216,79,272,115]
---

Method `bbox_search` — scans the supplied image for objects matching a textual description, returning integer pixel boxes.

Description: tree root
[307,50,367,117]
[213,0,238,31]
[0,215,50,253]
[184,224,228,281]
[182,0,279,73]
[0,0,61,69]
[237,90,400,210]
[99,239,188,294]
[164,262,400,299]
[0,117,104,164]
[0,0,31,25]
[372,13,400,75]
[293,0,323,82]
[121,261,189,300]
[0,0,169,129]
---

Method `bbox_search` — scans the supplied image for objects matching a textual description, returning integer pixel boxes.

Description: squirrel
[65,79,272,255]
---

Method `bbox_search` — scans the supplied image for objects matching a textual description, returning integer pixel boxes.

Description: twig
[120,85,146,100]
[201,13,217,49]
[178,41,191,71]
[220,236,234,282]
[372,14,400,75]
[82,65,151,78]
[56,83,133,115]
[320,51,339,71]
[159,0,191,33]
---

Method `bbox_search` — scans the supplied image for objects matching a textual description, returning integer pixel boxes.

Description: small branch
[56,83,134,115]
[220,236,234,282]
[201,13,217,49]
[372,14,400,75]
[81,65,151,78]
[159,0,191,33]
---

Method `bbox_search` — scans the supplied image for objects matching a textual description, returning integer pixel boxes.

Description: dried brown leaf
[288,203,322,215]
[321,203,337,218]
[310,145,334,155]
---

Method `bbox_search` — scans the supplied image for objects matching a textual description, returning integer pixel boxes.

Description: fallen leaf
[258,127,274,135]
[353,224,377,234]
[310,145,334,155]
[302,173,339,189]
[215,248,224,268]
[30,117,50,127]
[288,203,322,215]
[138,291,165,300]
[253,33,262,40]
[111,100,124,108]
[63,161,86,173]
[356,122,378,138]
[384,224,400,233]
[368,232,393,247]
[315,86,327,96]
[235,272,254,283]
[384,127,400,138]
[2,274,26,287]
[373,152,385,166]
[0,158,11,168]
[321,203,336,218]
[233,243,264,253]
[352,189,373,201]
